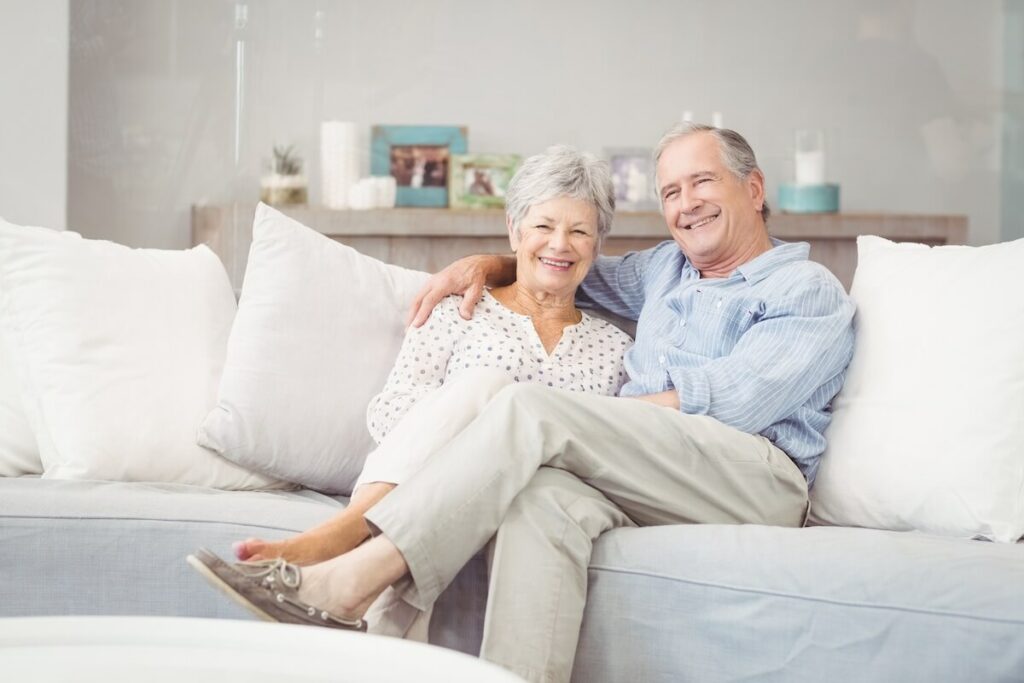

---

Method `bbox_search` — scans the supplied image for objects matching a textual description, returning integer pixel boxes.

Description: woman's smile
[539,256,575,271]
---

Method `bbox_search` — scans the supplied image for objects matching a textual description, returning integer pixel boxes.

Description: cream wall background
[64,1,1011,249]
[1003,1,1024,242]
[0,0,68,230]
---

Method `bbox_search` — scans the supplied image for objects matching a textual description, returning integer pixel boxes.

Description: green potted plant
[260,145,308,205]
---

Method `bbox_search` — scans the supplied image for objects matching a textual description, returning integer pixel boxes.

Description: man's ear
[507,216,520,252]
[748,169,766,214]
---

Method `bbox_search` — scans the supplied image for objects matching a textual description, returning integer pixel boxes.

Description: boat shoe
[186,548,366,631]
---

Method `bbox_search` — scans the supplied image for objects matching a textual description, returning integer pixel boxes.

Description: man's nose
[678,188,702,215]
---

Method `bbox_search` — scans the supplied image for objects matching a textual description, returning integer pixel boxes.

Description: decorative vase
[260,173,308,205]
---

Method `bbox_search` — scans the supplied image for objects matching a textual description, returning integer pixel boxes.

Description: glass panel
[59,1,1016,248]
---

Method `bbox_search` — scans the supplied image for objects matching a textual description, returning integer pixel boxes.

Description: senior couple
[190,122,856,683]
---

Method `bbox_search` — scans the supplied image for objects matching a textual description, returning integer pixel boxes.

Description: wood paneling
[193,204,968,291]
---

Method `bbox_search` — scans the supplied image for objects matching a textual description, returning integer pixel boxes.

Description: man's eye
[696,177,712,185]
[663,190,678,200]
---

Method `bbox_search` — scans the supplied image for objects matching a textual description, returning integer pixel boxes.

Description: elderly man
[190,123,855,683]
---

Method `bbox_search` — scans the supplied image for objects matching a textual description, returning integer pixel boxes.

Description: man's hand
[407,254,516,327]
[630,390,680,410]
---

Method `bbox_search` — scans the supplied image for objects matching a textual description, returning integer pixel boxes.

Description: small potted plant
[260,145,308,205]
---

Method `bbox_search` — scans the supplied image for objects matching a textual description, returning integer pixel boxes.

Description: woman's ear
[507,217,520,252]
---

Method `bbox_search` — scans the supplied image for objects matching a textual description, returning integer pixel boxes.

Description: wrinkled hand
[407,255,490,327]
[629,390,680,410]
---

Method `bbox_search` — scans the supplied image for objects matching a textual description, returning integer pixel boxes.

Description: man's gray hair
[653,122,770,222]
[505,145,615,245]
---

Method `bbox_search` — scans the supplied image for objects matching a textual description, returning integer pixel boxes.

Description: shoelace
[238,557,302,589]
[237,557,363,628]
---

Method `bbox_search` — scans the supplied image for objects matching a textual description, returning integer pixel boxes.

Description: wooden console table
[192,204,967,291]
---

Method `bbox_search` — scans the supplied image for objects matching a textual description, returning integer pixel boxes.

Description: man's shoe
[186,548,366,631]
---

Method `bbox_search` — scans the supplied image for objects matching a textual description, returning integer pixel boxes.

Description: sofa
[2,206,1023,682]
[2,478,1023,682]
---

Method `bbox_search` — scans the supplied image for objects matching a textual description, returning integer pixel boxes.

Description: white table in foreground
[0,616,525,683]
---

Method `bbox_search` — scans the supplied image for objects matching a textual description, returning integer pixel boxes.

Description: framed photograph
[371,125,468,207]
[448,154,521,209]
[606,148,658,211]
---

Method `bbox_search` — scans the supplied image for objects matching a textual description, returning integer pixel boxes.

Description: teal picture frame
[371,125,468,207]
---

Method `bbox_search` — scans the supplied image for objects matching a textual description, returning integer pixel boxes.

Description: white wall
[68,0,1005,248]
[0,0,69,229]
[1003,0,1024,242]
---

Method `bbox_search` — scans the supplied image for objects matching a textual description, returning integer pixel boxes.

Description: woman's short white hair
[505,145,615,245]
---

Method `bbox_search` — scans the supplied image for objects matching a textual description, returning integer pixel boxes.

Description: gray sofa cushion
[0,476,487,653]
[0,477,346,618]
[5,478,1024,682]
[573,524,1024,683]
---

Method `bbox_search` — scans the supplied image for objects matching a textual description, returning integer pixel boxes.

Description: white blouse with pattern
[366,291,633,443]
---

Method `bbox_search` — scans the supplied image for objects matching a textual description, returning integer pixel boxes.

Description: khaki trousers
[356,368,515,489]
[364,383,809,683]
[360,368,515,641]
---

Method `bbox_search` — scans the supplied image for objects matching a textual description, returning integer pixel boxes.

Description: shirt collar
[733,239,810,285]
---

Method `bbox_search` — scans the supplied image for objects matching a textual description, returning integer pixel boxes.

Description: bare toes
[233,538,269,561]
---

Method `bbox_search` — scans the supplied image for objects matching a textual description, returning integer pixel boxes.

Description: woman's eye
[573,230,589,236]
[534,224,553,231]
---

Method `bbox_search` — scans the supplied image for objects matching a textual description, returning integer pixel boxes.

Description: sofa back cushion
[0,218,281,489]
[197,204,429,494]
[810,235,1024,542]
[0,329,39,476]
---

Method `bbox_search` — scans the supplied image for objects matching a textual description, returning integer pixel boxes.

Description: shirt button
[658,355,666,364]
[679,320,686,327]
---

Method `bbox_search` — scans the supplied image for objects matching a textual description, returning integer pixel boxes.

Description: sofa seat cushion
[574,524,1024,683]
[0,476,343,528]
[0,477,346,618]
[0,476,486,656]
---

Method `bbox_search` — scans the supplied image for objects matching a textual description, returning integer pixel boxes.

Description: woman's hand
[407,255,516,327]
[630,390,680,410]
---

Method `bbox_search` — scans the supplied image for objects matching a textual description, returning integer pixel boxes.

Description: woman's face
[509,196,600,301]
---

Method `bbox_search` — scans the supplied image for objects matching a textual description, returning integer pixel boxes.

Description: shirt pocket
[683,294,763,356]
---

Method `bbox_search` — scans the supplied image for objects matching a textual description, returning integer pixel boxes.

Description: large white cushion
[198,204,429,494]
[810,235,1024,542]
[0,333,39,476]
[0,219,281,489]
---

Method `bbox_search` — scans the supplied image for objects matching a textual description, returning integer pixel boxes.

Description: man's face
[656,132,765,271]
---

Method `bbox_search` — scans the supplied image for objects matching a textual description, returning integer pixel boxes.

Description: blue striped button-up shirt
[579,239,855,485]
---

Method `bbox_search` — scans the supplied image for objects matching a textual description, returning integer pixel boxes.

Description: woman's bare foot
[233,522,364,566]
[234,482,397,566]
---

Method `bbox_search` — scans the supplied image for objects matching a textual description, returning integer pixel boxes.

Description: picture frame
[606,147,658,211]
[371,125,468,207]
[448,154,521,209]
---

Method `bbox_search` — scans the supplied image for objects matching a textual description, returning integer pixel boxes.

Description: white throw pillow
[810,235,1024,542]
[0,333,40,476]
[0,218,282,489]
[198,203,429,494]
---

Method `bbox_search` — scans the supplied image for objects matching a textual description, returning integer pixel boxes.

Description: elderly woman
[229,144,631,567]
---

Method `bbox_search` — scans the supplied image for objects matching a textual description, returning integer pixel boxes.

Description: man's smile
[680,213,720,230]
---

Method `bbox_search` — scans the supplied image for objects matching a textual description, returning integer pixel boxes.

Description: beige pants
[359,368,515,640]
[356,368,515,489]
[365,383,809,683]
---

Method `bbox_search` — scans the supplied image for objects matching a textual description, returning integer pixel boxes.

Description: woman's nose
[548,228,570,250]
